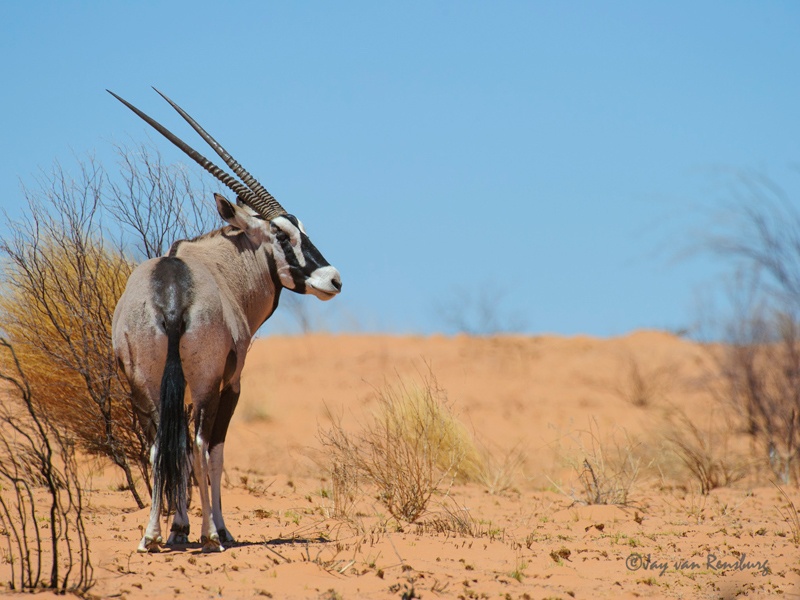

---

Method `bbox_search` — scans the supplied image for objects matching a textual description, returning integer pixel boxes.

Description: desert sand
[3,331,799,599]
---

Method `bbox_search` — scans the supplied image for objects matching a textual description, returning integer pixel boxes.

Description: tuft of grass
[663,407,747,495]
[774,482,800,545]
[415,500,486,538]
[509,556,528,582]
[329,459,359,520]
[470,440,527,495]
[321,365,526,525]
[557,418,644,505]
[613,354,675,408]
[378,374,526,494]
[320,368,467,522]
[381,373,474,482]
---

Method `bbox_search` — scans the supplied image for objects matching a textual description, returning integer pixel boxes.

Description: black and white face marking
[270,214,341,300]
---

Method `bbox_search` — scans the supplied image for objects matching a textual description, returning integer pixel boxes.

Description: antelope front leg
[209,443,235,544]
[208,383,240,545]
[194,431,222,552]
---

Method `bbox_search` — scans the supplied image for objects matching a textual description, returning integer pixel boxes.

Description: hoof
[217,528,235,545]
[167,524,190,545]
[201,533,223,553]
[137,534,163,553]
[167,532,190,545]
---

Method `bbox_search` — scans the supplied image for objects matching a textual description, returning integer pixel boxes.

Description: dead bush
[774,482,800,545]
[0,160,147,507]
[0,338,93,593]
[698,173,800,484]
[613,354,675,408]
[320,367,525,523]
[716,311,800,484]
[106,141,217,260]
[433,283,526,335]
[662,408,748,494]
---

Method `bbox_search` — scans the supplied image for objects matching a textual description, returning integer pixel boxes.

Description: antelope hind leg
[194,431,222,552]
[138,446,164,553]
[166,453,193,545]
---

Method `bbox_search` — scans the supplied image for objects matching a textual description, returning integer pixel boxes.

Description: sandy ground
[3,332,800,599]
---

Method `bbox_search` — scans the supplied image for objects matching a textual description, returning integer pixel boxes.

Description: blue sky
[1,2,799,336]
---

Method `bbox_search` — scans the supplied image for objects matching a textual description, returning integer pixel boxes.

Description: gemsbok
[109,89,342,552]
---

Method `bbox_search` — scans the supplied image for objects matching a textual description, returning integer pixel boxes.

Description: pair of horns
[107,88,286,220]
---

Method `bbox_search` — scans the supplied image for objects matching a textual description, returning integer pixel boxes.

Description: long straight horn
[153,88,286,219]
[106,90,273,216]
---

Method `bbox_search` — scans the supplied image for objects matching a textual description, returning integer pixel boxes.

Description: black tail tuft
[154,327,189,514]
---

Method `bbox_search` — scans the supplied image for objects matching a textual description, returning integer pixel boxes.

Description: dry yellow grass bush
[376,372,525,494]
[321,369,519,523]
[0,239,148,498]
[382,374,478,481]
[321,372,462,523]
[0,169,151,507]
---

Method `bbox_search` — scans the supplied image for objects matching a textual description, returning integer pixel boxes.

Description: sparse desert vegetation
[1,332,796,599]
[319,368,523,524]
[0,339,93,594]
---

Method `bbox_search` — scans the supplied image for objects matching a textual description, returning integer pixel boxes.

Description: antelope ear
[214,193,265,238]
[215,193,238,222]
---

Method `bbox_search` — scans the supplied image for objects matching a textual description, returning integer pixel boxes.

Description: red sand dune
[3,332,798,598]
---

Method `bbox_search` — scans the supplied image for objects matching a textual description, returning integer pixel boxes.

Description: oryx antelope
[110,89,341,552]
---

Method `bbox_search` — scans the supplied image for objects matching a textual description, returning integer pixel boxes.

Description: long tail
[154,323,189,514]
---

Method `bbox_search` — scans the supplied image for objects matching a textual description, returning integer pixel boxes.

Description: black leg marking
[217,529,234,544]
[223,349,237,385]
[170,523,190,535]
[166,522,191,546]
[210,385,241,449]
[129,383,158,445]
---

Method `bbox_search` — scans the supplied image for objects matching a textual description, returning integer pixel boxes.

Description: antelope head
[214,194,341,299]
[108,88,342,301]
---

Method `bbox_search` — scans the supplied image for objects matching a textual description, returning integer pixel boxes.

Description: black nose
[332,278,342,292]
